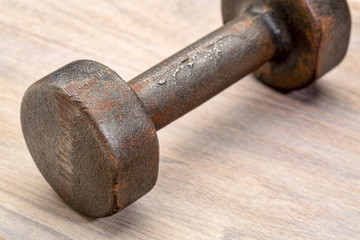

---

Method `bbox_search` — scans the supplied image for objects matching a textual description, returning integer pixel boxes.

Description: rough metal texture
[129,7,277,130]
[222,0,351,91]
[21,60,159,217]
[21,0,351,217]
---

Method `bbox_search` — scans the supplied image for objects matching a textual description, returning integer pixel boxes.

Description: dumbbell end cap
[222,0,351,91]
[21,60,159,217]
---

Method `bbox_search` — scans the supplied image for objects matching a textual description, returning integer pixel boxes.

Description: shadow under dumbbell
[287,82,323,104]
[146,78,332,219]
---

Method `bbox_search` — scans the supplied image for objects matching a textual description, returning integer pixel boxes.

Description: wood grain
[1,0,360,239]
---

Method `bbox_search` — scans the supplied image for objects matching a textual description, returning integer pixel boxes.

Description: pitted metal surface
[21,60,159,217]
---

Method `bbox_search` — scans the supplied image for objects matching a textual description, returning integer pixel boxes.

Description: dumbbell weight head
[222,0,351,91]
[21,60,159,217]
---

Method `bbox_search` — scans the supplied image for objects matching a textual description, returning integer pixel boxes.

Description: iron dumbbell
[21,0,351,217]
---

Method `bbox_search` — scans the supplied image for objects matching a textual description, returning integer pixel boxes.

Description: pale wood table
[1,1,360,239]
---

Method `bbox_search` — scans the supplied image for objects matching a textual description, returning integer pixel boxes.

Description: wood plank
[1,0,359,239]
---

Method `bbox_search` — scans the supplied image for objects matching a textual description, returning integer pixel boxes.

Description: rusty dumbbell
[21,0,351,217]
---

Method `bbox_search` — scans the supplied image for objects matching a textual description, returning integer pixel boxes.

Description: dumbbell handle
[129,7,279,130]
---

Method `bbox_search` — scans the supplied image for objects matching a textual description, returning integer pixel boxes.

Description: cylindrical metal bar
[129,11,278,130]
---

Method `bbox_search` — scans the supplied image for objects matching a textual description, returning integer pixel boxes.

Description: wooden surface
[1,0,360,239]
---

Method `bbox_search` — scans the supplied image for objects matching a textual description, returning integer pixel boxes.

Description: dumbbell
[21,0,351,217]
